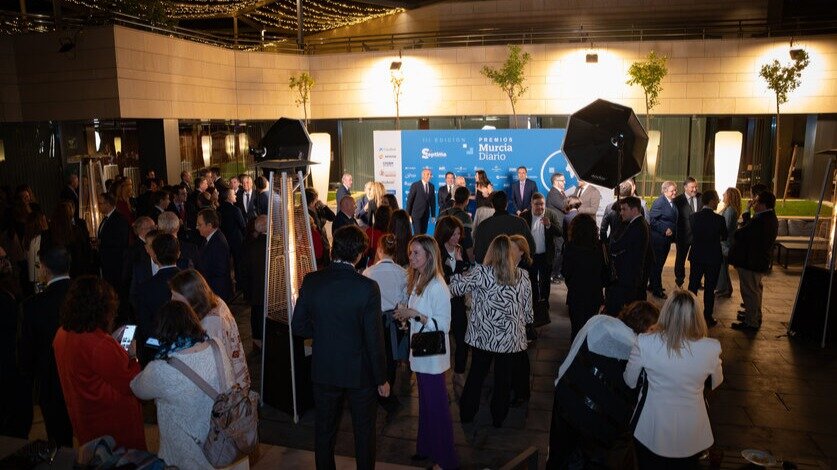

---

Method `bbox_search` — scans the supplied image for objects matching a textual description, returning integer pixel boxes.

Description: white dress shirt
[530,213,546,254]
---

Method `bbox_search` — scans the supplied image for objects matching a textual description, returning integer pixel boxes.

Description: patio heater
[256,118,317,423]
[788,149,837,347]
[68,155,107,239]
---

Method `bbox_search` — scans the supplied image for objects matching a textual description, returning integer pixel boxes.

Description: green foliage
[759,50,810,106]
[120,0,172,26]
[480,45,531,123]
[626,51,669,116]
[289,72,315,124]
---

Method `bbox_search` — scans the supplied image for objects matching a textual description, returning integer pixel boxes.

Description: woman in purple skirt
[395,235,459,469]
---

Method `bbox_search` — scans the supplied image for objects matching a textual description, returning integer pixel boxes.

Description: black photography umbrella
[251,117,312,164]
[562,99,648,189]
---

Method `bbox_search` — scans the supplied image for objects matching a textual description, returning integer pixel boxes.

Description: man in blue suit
[510,166,537,215]
[406,168,435,234]
[688,190,727,327]
[196,208,234,301]
[648,181,678,299]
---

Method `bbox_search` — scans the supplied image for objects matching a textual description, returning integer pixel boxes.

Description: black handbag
[410,318,446,357]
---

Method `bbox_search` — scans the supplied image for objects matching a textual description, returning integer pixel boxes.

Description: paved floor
[25,253,837,468]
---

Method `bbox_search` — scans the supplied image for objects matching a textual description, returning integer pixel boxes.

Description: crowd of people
[0,163,780,469]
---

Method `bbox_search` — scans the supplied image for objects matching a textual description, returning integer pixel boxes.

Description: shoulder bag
[410,318,446,357]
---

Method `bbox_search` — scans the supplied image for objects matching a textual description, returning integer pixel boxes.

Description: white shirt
[407,276,451,375]
[243,191,252,209]
[530,213,546,254]
[363,259,407,311]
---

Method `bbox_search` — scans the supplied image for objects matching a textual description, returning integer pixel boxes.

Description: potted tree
[480,45,531,128]
[759,49,809,195]
[289,72,315,128]
[626,50,668,194]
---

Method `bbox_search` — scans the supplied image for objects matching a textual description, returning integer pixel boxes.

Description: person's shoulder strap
[168,350,220,400]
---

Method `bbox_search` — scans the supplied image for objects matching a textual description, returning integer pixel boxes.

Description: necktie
[520,182,525,200]
[423,183,428,194]
[691,197,697,212]
[577,187,584,199]
[244,193,249,210]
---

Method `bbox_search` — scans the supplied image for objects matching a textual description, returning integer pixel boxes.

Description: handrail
[2,10,836,54]
[499,446,539,470]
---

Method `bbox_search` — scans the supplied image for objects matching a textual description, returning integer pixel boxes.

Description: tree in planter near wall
[626,50,668,195]
[759,49,809,195]
[480,45,531,128]
[289,72,315,128]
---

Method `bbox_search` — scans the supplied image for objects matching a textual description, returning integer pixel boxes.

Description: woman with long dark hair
[433,215,470,387]
[561,214,607,340]
[43,201,93,276]
[388,209,413,267]
[364,205,392,268]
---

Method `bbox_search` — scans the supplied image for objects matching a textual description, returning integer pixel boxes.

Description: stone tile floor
[24,254,836,468]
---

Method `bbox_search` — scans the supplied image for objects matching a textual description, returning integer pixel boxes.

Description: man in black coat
[335,173,353,212]
[606,197,652,315]
[236,175,258,221]
[96,193,131,293]
[219,189,246,261]
[473,191,535,264]
[331,195,358,239]
[254,176,270,216]
[196,208,234,301]
[673,177,701,288]
[437,172,456,213]
[210,166,229,193]
[136,233,181,364]
[406,168,435,235]
[59,173,80,219]
[124,217,156,315]
[18,247,73,446]
[729,191,779,331]
[292,225,389,470]
[239,215,267,349]
[520,193,562,302]
[688,190,727,327]
[648,181,679,299]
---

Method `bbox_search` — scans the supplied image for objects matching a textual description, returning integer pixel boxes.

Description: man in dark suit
[335,173,353,211]
[546,172,568,282]
[688,190,727,327]
[236,175,257,221]
[148,191,170,224]
[406,168,435,235]
[219,188,246,262]
[196,208,234,301]
[96,193,131,293]
[59,173,80,219]
[510,166,537,215]
[18,247,73,446]
[254,176,270,216]
[473,191,535,264]
[135,178,160,218]
[136,233,181,364]
[169,184,189,223]
[648,181,679,299]
[606,197,652,315]
[291,225,389,470]
[741,183,769,225]
[332,195,358,239]
[673,176,701,288]
[437,172,456,214]
[239,215,268,350]
[210,166,229,193]
[520,193,562,302]
[179,171,193,192]
[729,191,779,331]
[123,217,156,315]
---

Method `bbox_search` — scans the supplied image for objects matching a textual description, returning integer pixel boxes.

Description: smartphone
[145,337,161,348]
[119,325,136,351]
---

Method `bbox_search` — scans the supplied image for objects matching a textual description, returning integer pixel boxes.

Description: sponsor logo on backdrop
[404,173,417,180]
[421,148,447,159]
[404,166,416,171]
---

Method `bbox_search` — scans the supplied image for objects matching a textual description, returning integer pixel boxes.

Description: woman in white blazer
[624,289,723,468]
[394,235,458,470]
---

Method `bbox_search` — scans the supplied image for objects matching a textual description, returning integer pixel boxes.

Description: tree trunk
[303,100,309,128]
[772,101,781,195]
[643,93,651,196]
[510,97,517,129]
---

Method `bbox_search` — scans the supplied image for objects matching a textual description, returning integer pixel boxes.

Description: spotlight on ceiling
[390,60,402,71]
[789,48,805,60]
[586,53,599,64]
[58,38,76,53]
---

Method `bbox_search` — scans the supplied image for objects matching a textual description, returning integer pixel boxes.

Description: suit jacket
[609,215,651,290]
[574,185,602,217]
[60,185,79,217]
[406,180,435,221]
[97,211,131,288]
[255,190,270,217]
[673,192,702,245]
[335,185,352,207]
[239,234,267,307]
[19,278,71,405]
[235,189,257,221]
[689,208,727,265]
[127,252,153,314]
[521,208,562,264]
[546,188,567,217]
[649,195,678,243]
[331,211,358,239]
[177,239,199,270]
[135,266,180,347]
[510,179,537,214]
[728,209,779,273]
[291,263,387,389]
[473,211,535,264]
[437,184,456,214]
[213,177,229,193]
[149,206,165,224]
[219,201,246,256]
[197,230,233,300]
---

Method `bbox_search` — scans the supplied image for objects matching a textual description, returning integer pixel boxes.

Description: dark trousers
[568,302,597,340]
[250,304,264,341]
[649,238,672,292]
[313,382,378,470]
[634,438,700,469]
[450,297,468,374]
[674,241,691,286]
[688,261,720,318]
[460,347,515,425]
[531,253,553,301]
[377,315,400,412]
[511,350,531,401]
[551,236,564,278]
[605,283,644,317]
[41,396,74,447]
[411,215,429,235]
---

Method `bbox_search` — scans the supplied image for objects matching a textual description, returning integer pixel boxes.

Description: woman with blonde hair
[393,235,458,469]
[115,178,136,224]
[450,234,533,427]
[715,187,742,298]
[169,269,250,390]
[624,289,723,467]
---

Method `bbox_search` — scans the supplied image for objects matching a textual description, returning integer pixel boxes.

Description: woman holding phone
[394,235,458,470]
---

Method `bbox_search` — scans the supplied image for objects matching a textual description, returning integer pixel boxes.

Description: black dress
[438,241,470,374]
[561,242,607,340]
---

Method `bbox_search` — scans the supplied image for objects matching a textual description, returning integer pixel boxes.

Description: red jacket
[53,328,146,450]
